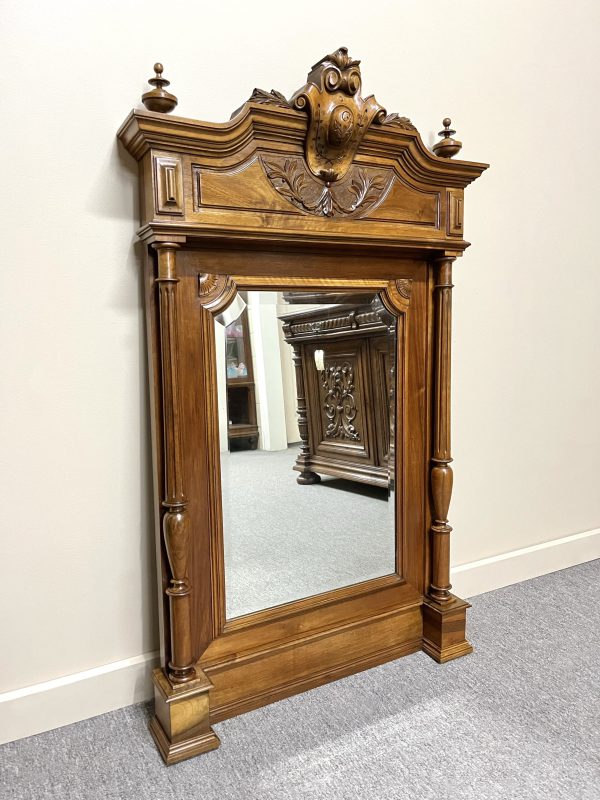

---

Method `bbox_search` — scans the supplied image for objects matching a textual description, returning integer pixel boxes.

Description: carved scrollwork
[322,362,360,441]
[261,155,391,218]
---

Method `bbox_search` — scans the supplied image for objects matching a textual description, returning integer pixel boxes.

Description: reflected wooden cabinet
[281,303,393,487]
[225,308,259,449]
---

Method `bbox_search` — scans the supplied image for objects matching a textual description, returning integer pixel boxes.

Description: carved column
[154,242,195,684]
[429,256,454,603]
[292,345,321,484]
[422,256,472,663]
[149,243,220,764]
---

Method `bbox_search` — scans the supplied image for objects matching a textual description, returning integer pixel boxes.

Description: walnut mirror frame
[117,49,488,765]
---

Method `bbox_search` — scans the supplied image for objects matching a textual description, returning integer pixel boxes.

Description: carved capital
[290,47,386,182]
[153,242,180,282]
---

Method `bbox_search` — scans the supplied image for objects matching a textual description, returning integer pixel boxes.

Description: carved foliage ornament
[382,112,417,132]
[230,88,291,118]
[262,155,392,218]
[322,361,360,441]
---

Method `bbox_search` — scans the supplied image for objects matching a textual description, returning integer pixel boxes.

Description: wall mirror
[117,47,487,765]
[217,289,397,619]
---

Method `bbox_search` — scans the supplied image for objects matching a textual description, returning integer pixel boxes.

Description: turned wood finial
[142,62,178,113]
[433,117,462,159]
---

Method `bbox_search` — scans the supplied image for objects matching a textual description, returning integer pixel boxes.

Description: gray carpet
[1,561,599,800]
[222,446,394,618]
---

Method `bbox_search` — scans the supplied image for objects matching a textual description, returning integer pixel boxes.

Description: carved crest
[229,48,421,188]
[290,47,386,183]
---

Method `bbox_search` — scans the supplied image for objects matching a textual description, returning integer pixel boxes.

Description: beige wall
[1,0,599,730]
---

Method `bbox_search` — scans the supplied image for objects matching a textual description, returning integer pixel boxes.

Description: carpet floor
[222,446,394,618]
[1,561,599,800]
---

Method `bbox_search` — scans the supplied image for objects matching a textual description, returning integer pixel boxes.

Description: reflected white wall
[214,319,229,453]
[247,292,288,451]
[277,299,301,444]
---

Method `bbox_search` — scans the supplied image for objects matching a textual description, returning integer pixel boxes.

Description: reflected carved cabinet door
[117,49,487,765]
[281,301,394,487]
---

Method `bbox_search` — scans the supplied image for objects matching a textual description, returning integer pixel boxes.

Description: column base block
[421,595,473,664]
[149,666,220,765]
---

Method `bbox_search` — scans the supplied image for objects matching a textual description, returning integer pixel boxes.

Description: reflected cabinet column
[292,345,321,485]
[422,255,473,663]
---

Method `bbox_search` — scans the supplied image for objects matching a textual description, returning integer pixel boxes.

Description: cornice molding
[118,107,487,190]
[136,221,469,256]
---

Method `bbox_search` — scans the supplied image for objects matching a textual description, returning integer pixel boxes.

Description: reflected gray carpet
[222,446,395,618]
[1,561,599,800]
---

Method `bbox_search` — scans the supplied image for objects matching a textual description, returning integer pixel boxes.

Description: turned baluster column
[292,345,321,484]
[429,256,455,603]
[153,242,196,683]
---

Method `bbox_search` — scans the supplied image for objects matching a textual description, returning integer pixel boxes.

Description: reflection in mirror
[216,289,397,619]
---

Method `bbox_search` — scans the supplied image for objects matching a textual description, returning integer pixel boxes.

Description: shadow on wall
[87,133,160,652]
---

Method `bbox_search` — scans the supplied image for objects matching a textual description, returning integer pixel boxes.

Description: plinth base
[421,595,473,663]
[150,666,220,765]
[149,716,220,765]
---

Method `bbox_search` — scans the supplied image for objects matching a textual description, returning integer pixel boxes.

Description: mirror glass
[216,289,397,619]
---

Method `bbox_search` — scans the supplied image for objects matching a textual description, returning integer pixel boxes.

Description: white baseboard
[1,529,598,747]
[0,651,159,745]
[451,527,600,599]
